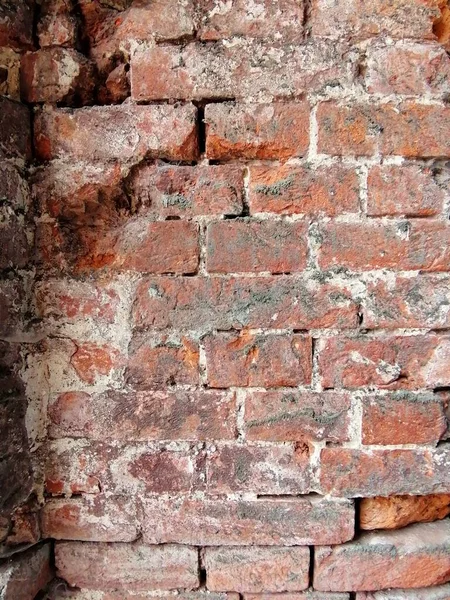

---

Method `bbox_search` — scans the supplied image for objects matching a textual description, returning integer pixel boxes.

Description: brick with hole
[34,104,198,161]
[249,164,359,216]
[55,541,199,591]
[318,335,450,390]
[360,494,450,530]
[126,333,199,389]
[361,392,447,445]
[132,276,358,331]
[205,332,312,388]
[244,391,351,443]
[207,220,308,274]
[317,102,450,157]
[367,165,447,217]
[129,164,245,217]
[318,220,450,271]
[205,102,309,160]
[48,390,237,441]
[42,495,138,542]
[310,0,443,40]
[314,520,450,592]
[142,496,354,546]
[319,445,450,497]
[204,546,310,593]
[206,442,311,495]
[364,42,450,96]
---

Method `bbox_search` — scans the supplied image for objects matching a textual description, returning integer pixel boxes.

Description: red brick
[318,220,450,272]
[319,446,450,497]
[310,0,443,40]
[362,392,447,445]
[206,443,311,495]
[42,495,138,542]
[70,342,122,385]
[205,332,312,388]
[317,102,450,157]
[77,220,199,274]
[34,104,198,162]
[360,494,450,530]
[0,98,31,160]
[55,541,199,591]
[0,544,53,600]
[356,587,450,600]
[0,0,33,50]
[130,164,244,217]
[45,439,196,496]
[245,595,350,600]
[132,276,358,330]
[142,496,354,546]
[249,164,359,216]
[244,391,351,443]
[131,41,351,102]
[314,520,450,592]
[365,43,450,96]
[198,0,304,41]
[32,161,125,221]
[204,546,310,593]
[7,510,40,546]
[0,209,30,270]
[48,390,237,441]
[21,48,95,104]
[367,165,446,217]
[38,0,78,47]
[205,102,309,160]
[364,275,450,329]
[207,220,308,274]
[99,62,130,104]
[318,335,450,390]
[55,593,240,600]
[126,334,199,389]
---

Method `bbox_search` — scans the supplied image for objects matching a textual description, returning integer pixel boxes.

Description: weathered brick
[38,0,78,47]
[132,276,358,331]
[249,164,359,216]
[34,104,198,162]
[205,102,309,160]
[42,495,138,542]
[318,221,450,272]
[126,333,199,389]
[198,0,304,41]
[367,165,446,217]
[365,43,450,96]
[0,280,26,337]
[206,443,311,495]
[364,275,450,329]
[46,439,196,496]
[310,0,442,40]
[204,546,310,592]
[21,48,95,104]
[48,390,237,441]
[356,584,450,599]
[317,102,450,157]
[207,220,308,274]
[55,541,199,591]
[0,544,53,600]
[69,341,122,385]
[319,445,450,497]
[142,496,354,546]
[361,392,447,445]
[205,332,312,387]
[318,335,450,390]
[0,208,30,270]
[244,391,351,443]
[0,47,20,99]
[0,162,29,211]
[360,494,450,530]
[245,595,349,600]
[0,97,31,160]
[131,40,351,102]
[0,0,33,50]
[130,164,245,217]
[314,520,450,591]
[52,592,240,600]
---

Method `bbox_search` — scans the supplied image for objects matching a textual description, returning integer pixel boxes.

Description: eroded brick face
[3,0,450,597]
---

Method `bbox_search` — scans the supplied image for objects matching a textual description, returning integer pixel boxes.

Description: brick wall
[3,0,450,597]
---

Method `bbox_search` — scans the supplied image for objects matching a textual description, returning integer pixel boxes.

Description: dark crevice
[303,0,313,39]
[198,547,207,589]
[309,546,314,587]
[196,104,206,155]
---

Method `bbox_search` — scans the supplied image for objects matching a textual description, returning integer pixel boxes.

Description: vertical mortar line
[243,165,251,216]
[236,388,246,441]
[349,391,364,448]
[198,216,208,275]
[198,337,208,386]
[357,163,369,217]
[307,102,319,162]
